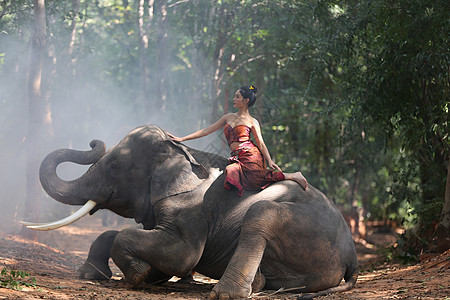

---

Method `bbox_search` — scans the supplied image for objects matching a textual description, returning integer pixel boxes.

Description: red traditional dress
[223,124,285,196]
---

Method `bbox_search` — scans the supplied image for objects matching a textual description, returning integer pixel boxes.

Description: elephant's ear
[150,140,209,203]
[168,139,209,179]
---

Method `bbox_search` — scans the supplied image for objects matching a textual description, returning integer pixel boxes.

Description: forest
[0,0,448,275]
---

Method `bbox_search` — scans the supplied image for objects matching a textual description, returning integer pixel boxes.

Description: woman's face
[233,90,248,108]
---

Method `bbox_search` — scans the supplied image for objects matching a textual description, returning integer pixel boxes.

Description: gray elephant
[25,125,358,299]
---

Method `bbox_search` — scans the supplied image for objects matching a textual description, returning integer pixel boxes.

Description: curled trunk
[39,140,106,206]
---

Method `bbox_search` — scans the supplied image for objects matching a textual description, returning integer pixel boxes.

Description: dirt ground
[0,215,449,300]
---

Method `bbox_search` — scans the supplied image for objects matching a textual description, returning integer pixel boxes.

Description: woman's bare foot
[285,172,308,190]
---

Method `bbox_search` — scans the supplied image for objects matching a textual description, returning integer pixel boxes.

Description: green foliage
[383,236,420,265]
[0,0,448,251]
[0,267,37,290]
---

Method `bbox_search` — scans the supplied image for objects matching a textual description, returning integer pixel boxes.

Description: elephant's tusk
[20,200,97,231]
[20,221,53,227]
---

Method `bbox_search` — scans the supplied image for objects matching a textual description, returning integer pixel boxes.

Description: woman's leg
[284,172,308,190]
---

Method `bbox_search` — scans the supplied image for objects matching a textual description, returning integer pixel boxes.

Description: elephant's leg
[210,201,278,299]
[210,201,300,299]
[145,268,172,284]
[178,271,195,283]
[78,230,119,279]
[144,269,193,284]
[110,227,205,287]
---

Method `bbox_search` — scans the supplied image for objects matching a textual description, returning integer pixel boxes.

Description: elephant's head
[23,125,214,230]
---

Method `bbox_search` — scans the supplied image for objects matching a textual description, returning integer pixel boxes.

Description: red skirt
[224,141,285,196]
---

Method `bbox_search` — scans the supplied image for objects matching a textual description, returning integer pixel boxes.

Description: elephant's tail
[296,265,358,300]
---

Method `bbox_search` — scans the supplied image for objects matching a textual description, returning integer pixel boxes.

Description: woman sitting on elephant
[168,85,307,196]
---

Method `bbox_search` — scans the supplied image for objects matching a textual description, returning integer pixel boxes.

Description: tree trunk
[4,6,29,231]
[254,65,265,123]
[155,0,168,113]
[63,0,79,148]
[209,42,224,123]
[210,6,230,124]
[68,0,80,58]
[21,0,47,240]
[437,158,450,252]
[349,165,365,239]
[138,0,154,114]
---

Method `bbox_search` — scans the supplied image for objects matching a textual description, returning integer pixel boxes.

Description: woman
[168,85,308,196]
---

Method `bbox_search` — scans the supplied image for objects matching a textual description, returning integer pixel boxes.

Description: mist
[0,3,229,234]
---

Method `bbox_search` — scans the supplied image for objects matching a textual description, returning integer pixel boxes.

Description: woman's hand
[167,132,184,143]
[267,160,282,172]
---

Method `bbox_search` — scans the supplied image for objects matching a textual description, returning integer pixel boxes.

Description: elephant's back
[202,174,343,233]
[265,182,353,246]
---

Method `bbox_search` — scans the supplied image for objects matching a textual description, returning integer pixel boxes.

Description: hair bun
[249,85,258,94]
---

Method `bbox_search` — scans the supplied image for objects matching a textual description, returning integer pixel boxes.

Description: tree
[21,0,48,240]
[155,0,168,112]
[320,0,449,250]
[438,160,450,252]
[1,0,447,253]
[137,0,153,113]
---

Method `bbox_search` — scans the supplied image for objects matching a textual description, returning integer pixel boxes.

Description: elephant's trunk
[39,140,106,206]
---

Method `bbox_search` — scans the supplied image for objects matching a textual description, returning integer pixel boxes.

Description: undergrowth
[0,267,36,290]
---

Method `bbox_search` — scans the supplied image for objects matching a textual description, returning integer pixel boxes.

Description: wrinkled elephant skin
[39,125,358,299]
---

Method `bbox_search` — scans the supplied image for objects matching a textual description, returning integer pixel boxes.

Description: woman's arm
[251,119,282,172]
[168,114,229,142]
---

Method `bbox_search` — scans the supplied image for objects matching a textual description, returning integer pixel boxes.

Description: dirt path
[0,215,449,299]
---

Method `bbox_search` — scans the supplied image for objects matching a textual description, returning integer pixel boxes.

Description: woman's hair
[239,85,258,107]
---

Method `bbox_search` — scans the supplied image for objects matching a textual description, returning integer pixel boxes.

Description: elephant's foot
[144,268,172,285]
[78,260,112,280]
[122,258,152,288]
[178,271,195,283]
[209,279,252,299]
[209,271,264,299]
[251,270,266,293]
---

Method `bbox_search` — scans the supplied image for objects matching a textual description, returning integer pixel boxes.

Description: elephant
[25,125,358,299]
